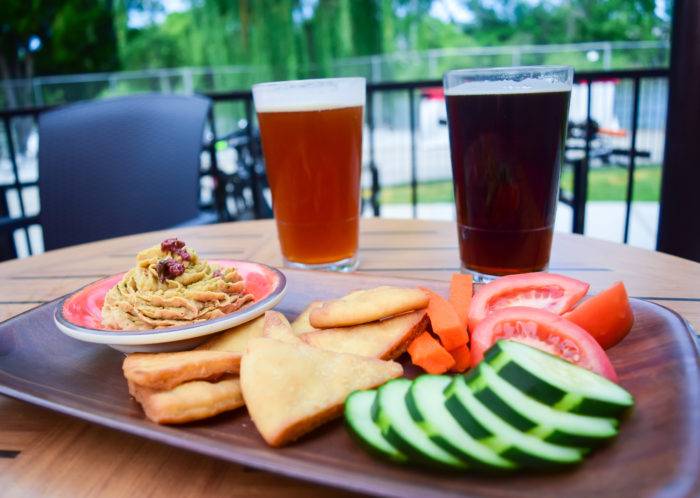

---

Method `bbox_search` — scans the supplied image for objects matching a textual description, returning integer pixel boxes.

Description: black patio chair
[38,93,215,251]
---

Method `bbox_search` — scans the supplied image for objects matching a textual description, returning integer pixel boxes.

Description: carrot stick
[448,273,473,331]
[407,332,455,374]
[448,344,471,373]
[421,288,469,351]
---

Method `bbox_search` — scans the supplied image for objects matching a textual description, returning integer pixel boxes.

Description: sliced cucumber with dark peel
[445,376,584,469]
[467,368,537,433]
[472,363,619,448]
[345,340,633,472]
[406,375,516,470]
[373,378,466,469]
[485,340,634,417]
[345,390,408,463]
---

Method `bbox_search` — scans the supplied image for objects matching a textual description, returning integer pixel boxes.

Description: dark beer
[446,85,570,277]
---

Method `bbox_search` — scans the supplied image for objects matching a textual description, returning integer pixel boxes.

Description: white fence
[1,40,670,109]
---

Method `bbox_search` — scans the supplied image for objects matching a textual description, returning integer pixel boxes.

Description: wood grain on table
[1,218,699,498]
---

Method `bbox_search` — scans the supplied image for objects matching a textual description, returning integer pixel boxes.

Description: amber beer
[444,66,573,281]
[253,78,365,271]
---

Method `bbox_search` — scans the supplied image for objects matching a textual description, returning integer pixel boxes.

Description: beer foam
[253,77,365,113]
[445,78,571,96]
[254,102,363,112]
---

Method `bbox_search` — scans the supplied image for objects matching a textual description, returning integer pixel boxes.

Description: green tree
[462,0,664,45]
[349,0,384,56]
[250,0,298,79]
[300,0,353,77]
[118,14,190,69]
[0,0,117,108]
[3,0,673,102]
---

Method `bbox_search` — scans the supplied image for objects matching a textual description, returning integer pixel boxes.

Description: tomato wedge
[471,307,618,382]
[468,272,589,331]
[563,282,634,350]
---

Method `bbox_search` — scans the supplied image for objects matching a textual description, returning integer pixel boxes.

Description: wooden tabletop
[1,218,699,497]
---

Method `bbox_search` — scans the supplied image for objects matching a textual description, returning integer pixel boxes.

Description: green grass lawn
[376,165,661,204]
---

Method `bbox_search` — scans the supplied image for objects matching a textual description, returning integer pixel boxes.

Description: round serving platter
[53,260,287,353]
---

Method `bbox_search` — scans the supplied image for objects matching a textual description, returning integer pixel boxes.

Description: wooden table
[1,218,699,497]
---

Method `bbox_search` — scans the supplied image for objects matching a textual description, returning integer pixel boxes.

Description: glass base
[461,265,549,283]
[284,255,359,273]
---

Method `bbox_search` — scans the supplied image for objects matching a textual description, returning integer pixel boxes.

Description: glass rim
[444,65,573,78]
[252,77,366,92]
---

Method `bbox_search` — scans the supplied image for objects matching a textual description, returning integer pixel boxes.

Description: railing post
[158,70,172,93]
[206,106,227,222]
[182,68,194,94]
[31,79,44,107]
[2,116,31,256]
[366,88,381,217]
[0,160,16,260]
[245,98,265,220]
[603,42,612,70]
[408,88,418,219]
[572,81,593,234]
[371,56,381,83]
[571,158,587,235]
[512,47,521,66]
[428,54,437,78]
[623,77,641,243]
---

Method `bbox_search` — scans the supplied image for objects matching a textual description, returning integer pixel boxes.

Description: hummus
[101,238,253,330]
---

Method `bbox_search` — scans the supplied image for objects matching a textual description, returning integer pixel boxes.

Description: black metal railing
[558,68,668,239]
[0,68,669,261]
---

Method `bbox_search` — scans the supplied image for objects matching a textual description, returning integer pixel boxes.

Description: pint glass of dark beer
[444,66,573,282]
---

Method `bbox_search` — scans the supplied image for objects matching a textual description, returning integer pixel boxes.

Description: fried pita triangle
[262,311,302,344]
[123,350,240,390]
[129,375,244,424]
[291,301,323,335]
[302,310,428,360]
[196,315,265,353]
[241,337,403,447]
[309,286,429,328]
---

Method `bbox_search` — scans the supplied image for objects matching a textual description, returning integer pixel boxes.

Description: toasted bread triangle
[302,310,428,360]
[241,337,403,447]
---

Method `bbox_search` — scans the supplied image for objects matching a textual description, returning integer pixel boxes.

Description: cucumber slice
[485,340,634,417]
[373,378,466,469]
[445,376,584,469]
[406,375,516,470]
[345,390,408,463]
[470,363,619,448]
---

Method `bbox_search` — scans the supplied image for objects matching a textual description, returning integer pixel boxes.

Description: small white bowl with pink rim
[53,260,287,353]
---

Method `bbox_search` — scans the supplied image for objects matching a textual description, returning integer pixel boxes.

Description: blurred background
[0,0,673,259]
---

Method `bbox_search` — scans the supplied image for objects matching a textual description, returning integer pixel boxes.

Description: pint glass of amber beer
[253,78,365,271]
[444,66,573,282]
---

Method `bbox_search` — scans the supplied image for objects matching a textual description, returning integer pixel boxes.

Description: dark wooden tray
[1,269,699,498]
